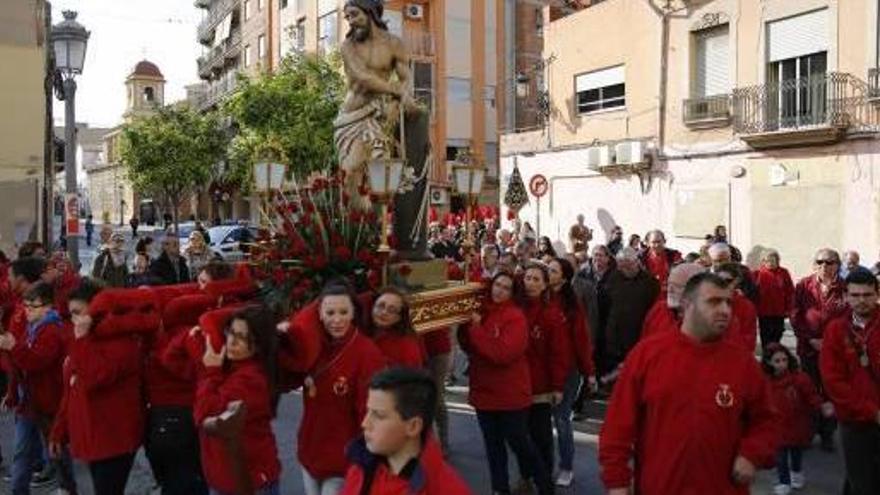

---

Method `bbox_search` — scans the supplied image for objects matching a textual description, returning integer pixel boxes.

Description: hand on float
[470,312,481,326]
[202,335,226,368]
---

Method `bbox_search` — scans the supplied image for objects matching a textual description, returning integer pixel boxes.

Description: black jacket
[148,252,190,285]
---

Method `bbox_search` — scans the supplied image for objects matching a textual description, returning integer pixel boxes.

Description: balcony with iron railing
[197,0,236,45]
[682,94,731,128]
[870,68,880,99]
[198,30,242,79]
[200,70,239,110]
[732,72,880,148]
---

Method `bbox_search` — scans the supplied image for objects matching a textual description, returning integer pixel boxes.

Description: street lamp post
[452,161,486,281]
[52,11,89,269]
[367,157,404,285]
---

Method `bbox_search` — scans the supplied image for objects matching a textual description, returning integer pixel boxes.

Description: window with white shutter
[767,9,829,63]
[575,65,625,114]
[694,24,729,97]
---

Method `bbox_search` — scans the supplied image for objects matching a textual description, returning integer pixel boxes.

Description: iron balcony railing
[197,0,236,44]
[869,68,880,98]
[732,72,880,134]
[198,30,242,78]
[683,94,731,125]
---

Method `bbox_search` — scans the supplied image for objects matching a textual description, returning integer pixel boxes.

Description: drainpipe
[657,3,672,157]
[876,0,880,69]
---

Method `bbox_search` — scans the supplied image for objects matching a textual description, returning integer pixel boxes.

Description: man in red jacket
[0,282,75,495]
[340,367,471,495]
[599,272,780,494]
[820,269,880,495]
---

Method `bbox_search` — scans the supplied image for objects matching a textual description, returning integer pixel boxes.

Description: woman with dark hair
[194,305,281,495]
[547,257,594,487]
[366,286,425,368]
[518,262,571,487]
[537,236,557,260]
[290,281,386,495]
[459,272,552,495]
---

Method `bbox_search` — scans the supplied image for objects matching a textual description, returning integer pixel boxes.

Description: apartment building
[500,0,880,276]
[196,0,246,109]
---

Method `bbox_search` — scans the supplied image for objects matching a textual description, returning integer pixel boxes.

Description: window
[575,65,625,114]
[318,10,338,54]
[143,86,155,102]
[693,24,729,97]
[280,0,288,8]
[295,19,306,52]
[258,34,266,61]
[244,0,251,21]
[244,44,251,66]
[413,62,433,112]
[257,0,263,11]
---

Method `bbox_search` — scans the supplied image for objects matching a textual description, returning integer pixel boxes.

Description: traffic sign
[529,174,548,198]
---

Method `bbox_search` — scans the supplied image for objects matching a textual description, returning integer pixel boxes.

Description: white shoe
[791,471,805,489]
[773,484,792,495]
[555,470,574,487]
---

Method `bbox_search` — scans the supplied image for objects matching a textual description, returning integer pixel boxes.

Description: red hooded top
[51,334,144,462]
[296,324,387,480]
[421,329,452,358]
[641,300,681,339]
[5,313,66,419]
[194,359,281,493]
[791,274,847,359]
[769,371,821,446]
[339,435,472,495]
[730,293,758,352]
[752,267,795,318]
[520,297,572,396]
[820,312,880,424]
[551,292,594,377]
[371,330,426,368]
[599,331,780,494]
[458,299,531,411]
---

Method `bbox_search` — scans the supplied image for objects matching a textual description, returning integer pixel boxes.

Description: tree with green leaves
[223,53,345,185]
[120,106,228,231]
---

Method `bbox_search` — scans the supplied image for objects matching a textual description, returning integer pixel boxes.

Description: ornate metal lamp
[452,161,486,280]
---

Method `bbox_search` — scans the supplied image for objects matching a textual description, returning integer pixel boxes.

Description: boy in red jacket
[340,367,471,495]
[599,272,780,495]
[0,282,75,495]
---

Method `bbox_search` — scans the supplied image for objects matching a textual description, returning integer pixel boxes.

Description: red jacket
[371,330,426,368]
[769,371,821,446]
[730,293,758,352]
[521,297,572,395]
[51,334,144,462]
[5,312,66,419]
[641,300,681,339]
[551,292,594,377]
[339,436,472,495]
[194,360,281,492]
[297,327,387,480]
[421,329,452,357]
[820,312,880,423]
[599,331,780,494]
[641,248,682,288]
[753,267,795,318]
[791,275,847,358]
[458,299,531,411]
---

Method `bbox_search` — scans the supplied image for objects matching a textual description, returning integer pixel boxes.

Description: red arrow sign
[529,174,548,198]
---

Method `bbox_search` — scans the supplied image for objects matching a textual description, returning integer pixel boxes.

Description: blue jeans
[210,481,279,495]
[776,447,803,485]
[11,415,42,495]
[552,372,581,471]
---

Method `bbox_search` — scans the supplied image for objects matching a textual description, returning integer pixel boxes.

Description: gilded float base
[405,281,483,333]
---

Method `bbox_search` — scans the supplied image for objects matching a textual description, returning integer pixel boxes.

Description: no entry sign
[529,174,548,198]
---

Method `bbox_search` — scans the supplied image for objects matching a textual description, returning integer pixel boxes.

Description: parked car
[206,224,258,262]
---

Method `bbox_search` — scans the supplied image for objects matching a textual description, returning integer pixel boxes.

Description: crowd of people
[0,214,878,495]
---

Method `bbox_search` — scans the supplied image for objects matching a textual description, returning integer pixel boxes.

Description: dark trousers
[145,406,207,495]
[840,422,880,495]
[775,447,803,485]
[759,316,786,347]
[88,452,136,495]
[528,403,555,478]
[801,353,836,445]
[475,409,552,495]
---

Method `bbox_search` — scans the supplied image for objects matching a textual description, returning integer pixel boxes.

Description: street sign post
[529,174,548,237]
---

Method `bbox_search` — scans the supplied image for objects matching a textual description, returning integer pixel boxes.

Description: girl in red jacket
[753,249,795,347]
[194,305,281,495]
[365,287,426,368]
[458,272,552,495]
[291,281,387,495]
[762,343,829,495]
[518,262,571,484]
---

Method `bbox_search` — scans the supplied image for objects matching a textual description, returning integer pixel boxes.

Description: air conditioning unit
[405,4,425,20]
[585,145,613,170]
[430,187,449,205]
[615,141,646,165]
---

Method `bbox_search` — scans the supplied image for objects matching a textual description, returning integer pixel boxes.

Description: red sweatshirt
[820,312,880,423]
[641,300,681,339]
[194,359,281,492]
[520,297,572,395]
[752,267,795,318]
[551,292,594,376]
[5,314,66,419]
[458,299,531,411]
[730,293,758,352]
[421,329,452,358]
[51,334,144,462]
[599,331,780,494]
[371,330,426,368]
[769,371,821,447]
[297,327,387,480]
[339,435,472,495]
[791,275,847,359]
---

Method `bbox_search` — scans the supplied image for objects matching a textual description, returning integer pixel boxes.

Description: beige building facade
[501,0,880,276]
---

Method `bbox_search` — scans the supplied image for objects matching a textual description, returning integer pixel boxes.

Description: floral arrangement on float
[250,169,387,312]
